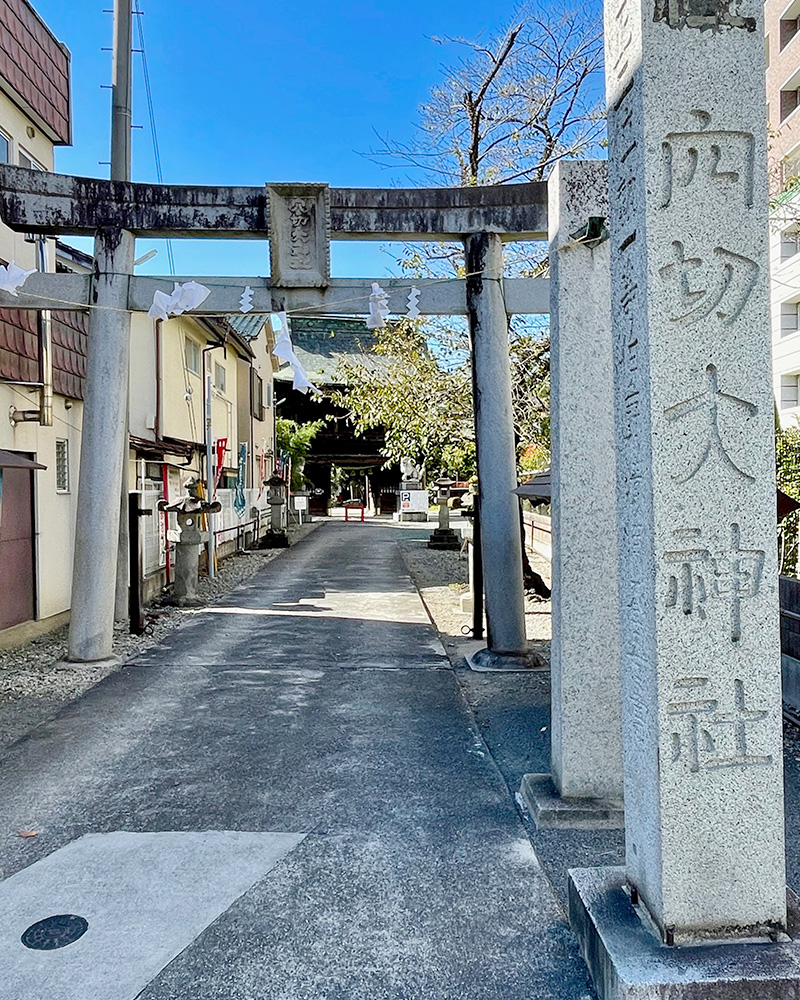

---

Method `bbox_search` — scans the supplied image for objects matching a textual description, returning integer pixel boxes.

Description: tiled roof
[0,307,37,383]
[0,0,71,145]
[274,316,391,385]
[0,307,87,399]
[226,314,268,340]
[52,309,87,399]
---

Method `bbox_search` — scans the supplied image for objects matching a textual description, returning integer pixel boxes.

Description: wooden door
[0,459,35,630]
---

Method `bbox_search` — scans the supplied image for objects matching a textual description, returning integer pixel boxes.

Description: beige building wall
[129,313,158,446]
[0,88,56,270]
[157,316,274,485]
[160,317,237,463]
[0,86,83,629]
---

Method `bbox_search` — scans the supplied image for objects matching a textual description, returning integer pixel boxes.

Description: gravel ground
[0,520,320,749]
[399,539,552,653]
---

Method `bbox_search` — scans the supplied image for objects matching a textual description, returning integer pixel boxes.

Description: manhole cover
[21,914,88,950]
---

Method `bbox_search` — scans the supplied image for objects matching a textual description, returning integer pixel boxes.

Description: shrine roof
[274,316,392,386]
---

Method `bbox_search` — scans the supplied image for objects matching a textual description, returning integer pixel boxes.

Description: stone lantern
[427,474,461,550]
[158,479,222,606]
[263,474,289,548]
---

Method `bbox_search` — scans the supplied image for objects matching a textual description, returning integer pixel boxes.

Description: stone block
[268,183,330,288]
[427,527,461,550]
[519,774,624,830]
[568,867,800,1000]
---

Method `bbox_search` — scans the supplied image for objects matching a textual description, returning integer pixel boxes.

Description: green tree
[777,424,800,576]
[331,321,474,479]
[276,418,325,491]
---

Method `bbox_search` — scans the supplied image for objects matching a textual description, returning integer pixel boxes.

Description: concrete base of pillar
[519,774,624,829]
[398,512,428,522]
[54,656,120,672]
[260,530,289,549]
[568,866,800,1000]
[427,528,461,550]
[466,646,547,672]
[163,595,204,609]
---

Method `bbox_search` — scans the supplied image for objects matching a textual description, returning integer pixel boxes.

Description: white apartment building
[768,0,800,425]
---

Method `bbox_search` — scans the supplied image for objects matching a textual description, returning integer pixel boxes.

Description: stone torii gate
[0,165,550,668]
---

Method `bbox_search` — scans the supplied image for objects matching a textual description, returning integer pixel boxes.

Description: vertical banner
[234,444,247,518]
[214,437,228,494]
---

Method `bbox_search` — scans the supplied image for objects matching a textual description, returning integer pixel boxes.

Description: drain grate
[21,914,88,950]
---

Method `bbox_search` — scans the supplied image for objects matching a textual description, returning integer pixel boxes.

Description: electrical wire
[133,0,176,276]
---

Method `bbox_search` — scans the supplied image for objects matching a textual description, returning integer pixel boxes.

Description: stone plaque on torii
[0,164,549,669]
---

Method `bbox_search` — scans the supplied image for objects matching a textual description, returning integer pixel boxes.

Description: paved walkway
[0,521,595,1000]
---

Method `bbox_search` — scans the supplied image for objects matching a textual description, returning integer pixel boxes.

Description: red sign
[214,438,228,492]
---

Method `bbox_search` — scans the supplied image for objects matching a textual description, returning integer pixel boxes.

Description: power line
[132,0,176,276]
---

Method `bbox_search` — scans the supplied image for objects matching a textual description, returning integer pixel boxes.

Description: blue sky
[33,0,526,278]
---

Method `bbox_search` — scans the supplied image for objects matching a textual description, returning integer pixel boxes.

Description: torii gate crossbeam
[0,164,550,669]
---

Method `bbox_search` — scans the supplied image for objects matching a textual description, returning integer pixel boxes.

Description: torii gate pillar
[464,231,529,665]
[63,227,135,666]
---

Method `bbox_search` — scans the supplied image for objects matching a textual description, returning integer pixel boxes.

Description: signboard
[293,495,308,511]
[400,489,428,513]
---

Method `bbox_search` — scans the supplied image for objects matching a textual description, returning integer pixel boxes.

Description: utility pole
[111,0,135,623]
[110,0,132,183]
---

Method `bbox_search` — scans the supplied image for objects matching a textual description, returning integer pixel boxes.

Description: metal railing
[213,513,263,555]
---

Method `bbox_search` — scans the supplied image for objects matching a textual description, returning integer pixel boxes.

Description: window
[0,130,9,165]
[782,302,800,337]
[782,226,800,262]
[781,374,800,410]
[55,439,69,492]
[214,361,226,394]
[783,146,800,188]
[250,369,265,420]
[185,337,201,375]
[18,149,43,171]
[781,88,800,122]
[781,18,800,51]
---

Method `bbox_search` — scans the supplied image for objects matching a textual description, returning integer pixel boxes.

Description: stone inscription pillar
[548,161,623,807]
[605,0,785,941]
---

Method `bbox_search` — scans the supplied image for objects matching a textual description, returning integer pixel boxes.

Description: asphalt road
[0,520,596,1000]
